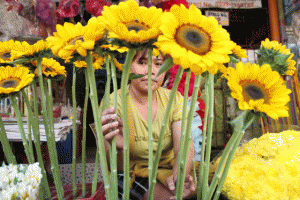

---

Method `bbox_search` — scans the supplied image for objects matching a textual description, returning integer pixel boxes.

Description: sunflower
[257,38,296,76]
[0,65,34,96]
[0,40,30,63]
[154,4,235,76]
[33,58,66,77]
[100,44,128,54]
[101,0,163,45]
[47,19,105,59]
[11,40,51,61]
[231,43,248,59]
[226,62,291,119]
[74,52,105,69]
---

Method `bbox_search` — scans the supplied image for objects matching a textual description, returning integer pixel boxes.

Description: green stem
[121,49,136,200]
[81,71,90,198]
[148,65,183,199]
[92,144,100,194]
[46,80,54,138]
[25,102,35,164]
[92,56,111,194]
[36,58,64,200]
[147,49,154,200]
[86,51,111,200]
[202,73,215,198]
[212,130,244,200]
[21,89,50,199]
[207,110,254,200]
[111,54,119,200]
[0,115,17,164]
[175,70,191,198]
[10,95,34,164]
[197,77,211,200]
[31,78,51,199]
[176,75,202,200]
[71,65,78,198]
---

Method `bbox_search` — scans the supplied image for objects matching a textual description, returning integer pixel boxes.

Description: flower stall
[0,0,299,199]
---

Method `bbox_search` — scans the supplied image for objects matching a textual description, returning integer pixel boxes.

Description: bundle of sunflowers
[0,0,297,199]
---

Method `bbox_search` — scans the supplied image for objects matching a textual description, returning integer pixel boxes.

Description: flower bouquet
[214,130,300,200]
[0,0,297,199]
[0,162,42,200]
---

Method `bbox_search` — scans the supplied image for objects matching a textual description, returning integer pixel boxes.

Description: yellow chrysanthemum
[226,62,291,119]
[217,130,300,200]
[258,38,296,76]
[101,0,163,44]
[74,53,105,69]
[155,4,235,76]
[47,19,105,58]
[0,65,34,95]
[33,58,66,77]
[0,40,30,63]
[232,43,248,59]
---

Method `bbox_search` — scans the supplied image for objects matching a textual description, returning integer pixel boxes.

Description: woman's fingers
[102,120,118,135]
[104,128,119,141]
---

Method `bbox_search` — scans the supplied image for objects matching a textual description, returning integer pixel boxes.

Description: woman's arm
[165,120,195,198]
[101,107,124,173]
[172,120,195,178]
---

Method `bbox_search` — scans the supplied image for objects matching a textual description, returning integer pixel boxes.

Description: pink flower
[85,0,112,16]
[56,0,80,18]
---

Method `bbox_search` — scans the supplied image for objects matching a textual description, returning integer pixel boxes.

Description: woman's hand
[101,107,124,150]
[165,174,196,200]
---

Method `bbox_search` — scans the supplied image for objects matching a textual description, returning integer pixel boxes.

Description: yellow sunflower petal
[156,4,234,75]
[0,65,34,95]
[226,62,291,119]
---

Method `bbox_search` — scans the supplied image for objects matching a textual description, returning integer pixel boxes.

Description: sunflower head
[226,62,291,119]
[47,21,101,58]
[74,52,105,70]
[0,65,35,99]
[0,40,30,63]
[33,58,66,79]
[101,0,163,47]
[231,43,248,59]
[257,38,296,76]
[155,4,235,75]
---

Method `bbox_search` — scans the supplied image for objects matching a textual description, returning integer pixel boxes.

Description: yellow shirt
[101,86,184,186]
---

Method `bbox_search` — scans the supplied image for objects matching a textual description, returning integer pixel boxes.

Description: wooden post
[268,0,281,42]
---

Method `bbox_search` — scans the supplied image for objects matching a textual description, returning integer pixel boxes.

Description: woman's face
[130,51,166,94]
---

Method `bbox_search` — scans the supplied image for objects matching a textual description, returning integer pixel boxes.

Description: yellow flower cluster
[216,130,300,199]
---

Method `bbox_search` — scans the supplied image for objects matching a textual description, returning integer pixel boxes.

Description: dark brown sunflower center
[45,67,54,73]
[0,78,20,88]
[125,21,150,33]
[0,52,11,60]
[175,24,211,55]
[240,80,270,103]
[68,36,84,45]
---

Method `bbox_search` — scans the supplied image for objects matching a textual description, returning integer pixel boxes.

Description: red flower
[56,0,80,18]
[86,0,112,17]
[156,0,188,11]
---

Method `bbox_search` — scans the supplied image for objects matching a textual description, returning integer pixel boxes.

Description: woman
[100,50,196,200]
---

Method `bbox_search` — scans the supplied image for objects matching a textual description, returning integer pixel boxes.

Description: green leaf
[129,73,146,80]
[229,110,255,131]
[229,55,239,63]
[274,54,291,65]
[156,57,174,78]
